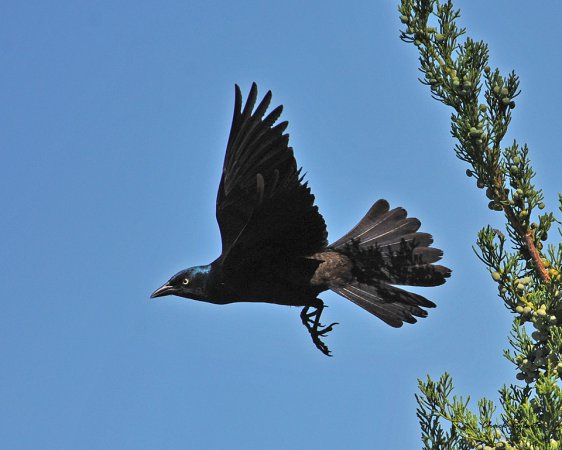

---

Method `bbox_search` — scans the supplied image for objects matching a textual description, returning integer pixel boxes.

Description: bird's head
[150,265,212,301]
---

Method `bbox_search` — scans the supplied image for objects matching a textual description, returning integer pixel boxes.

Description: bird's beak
[150,283,174,299]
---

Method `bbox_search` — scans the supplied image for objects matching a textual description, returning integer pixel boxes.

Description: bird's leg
[300,300,338,356]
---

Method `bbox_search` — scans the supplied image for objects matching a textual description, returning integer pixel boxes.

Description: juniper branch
[398,0,562,448]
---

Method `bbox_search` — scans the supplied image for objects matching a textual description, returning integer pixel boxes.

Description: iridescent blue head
[151,265,212,301]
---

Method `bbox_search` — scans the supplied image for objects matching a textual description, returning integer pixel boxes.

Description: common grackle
[151,83,451,355]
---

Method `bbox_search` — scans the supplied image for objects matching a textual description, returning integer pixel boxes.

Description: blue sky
[2,1,560,449]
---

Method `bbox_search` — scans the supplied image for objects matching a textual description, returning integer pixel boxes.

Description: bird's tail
[329,199,450,327]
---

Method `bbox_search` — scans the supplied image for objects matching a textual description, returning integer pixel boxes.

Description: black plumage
[151,83,451,355]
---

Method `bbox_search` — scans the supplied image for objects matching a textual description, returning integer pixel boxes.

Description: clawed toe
[317,322,339,336]
[299,303,337,356]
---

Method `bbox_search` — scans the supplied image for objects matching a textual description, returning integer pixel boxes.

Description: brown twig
[501,198,551,283]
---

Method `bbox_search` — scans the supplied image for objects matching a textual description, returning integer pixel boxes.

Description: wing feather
[216,83,328,266]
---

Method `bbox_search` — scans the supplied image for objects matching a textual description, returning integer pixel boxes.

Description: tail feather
[331,282,433,328]
[359,219,422,247]
[329,199,450,327]
[330,200,406,248]
[412,246,443,264]
[332,200,426,249]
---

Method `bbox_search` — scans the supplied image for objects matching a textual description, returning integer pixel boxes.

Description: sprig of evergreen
[398,1,562,448]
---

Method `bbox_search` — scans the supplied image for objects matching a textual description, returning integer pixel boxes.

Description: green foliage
[399,0,562,448]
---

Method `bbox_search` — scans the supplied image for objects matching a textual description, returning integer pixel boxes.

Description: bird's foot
[300,304,338,357]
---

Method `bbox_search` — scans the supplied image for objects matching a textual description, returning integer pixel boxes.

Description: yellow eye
[182,278,190,285]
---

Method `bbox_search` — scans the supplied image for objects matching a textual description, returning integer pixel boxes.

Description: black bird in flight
[151,83,450,355]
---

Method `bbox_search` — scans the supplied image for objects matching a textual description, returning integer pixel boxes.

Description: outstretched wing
[216,83,327,265]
